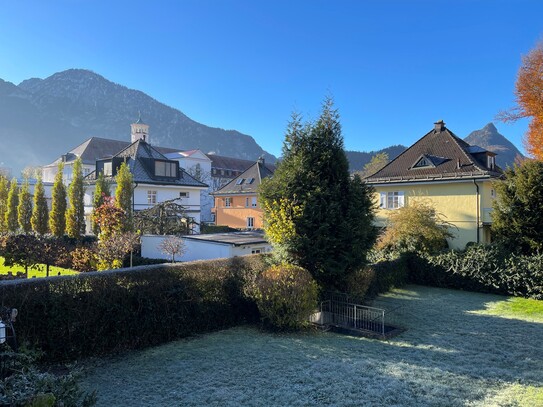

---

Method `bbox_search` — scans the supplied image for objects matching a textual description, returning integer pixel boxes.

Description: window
[103,162,112,176]
[413,157,431,168]
[245,197,250,207]
[251,197,257,207]
[251,249,261,254]
[155,161,177,177]
[179,192,190,198]
[246,178,255,184]
[225,197,232,207]
[491,189,496,199]
[83,168,91,176]
[247,217,254,229]
[148,190,157,205]
[379,191,404,209]
[236,178,245,185]
[487,155,496,170]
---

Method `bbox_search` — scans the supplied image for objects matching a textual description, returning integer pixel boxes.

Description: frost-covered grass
[81,285,543,406]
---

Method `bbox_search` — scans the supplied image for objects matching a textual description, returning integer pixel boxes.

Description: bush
[252,264,319,331]
[0,255,268,362]
[407,245,543,299]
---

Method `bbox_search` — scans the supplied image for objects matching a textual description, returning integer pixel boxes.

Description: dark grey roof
[183,231,268,246]
[212,160,274,196]
[206,153,276,174]
[365,122,503,184]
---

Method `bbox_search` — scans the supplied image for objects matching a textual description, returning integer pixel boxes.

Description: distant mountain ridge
[0,69,276,174]
[464,122,525,168]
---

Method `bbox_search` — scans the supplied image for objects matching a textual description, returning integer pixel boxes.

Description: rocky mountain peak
[464,123,524,168]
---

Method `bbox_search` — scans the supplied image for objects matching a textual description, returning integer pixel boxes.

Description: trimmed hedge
[0,256,267,362]
[407,245,543,300]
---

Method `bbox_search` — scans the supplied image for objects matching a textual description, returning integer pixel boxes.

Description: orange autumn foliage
[499,42,543,159]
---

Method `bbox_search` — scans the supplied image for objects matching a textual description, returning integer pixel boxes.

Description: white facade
[141,233,272,262]
[42,162,94,184]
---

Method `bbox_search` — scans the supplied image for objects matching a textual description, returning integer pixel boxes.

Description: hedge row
[407,245,543,300]
[0,256,267,362]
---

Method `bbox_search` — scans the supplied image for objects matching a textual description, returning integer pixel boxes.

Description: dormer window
[487,155,495,170]
[246,178,255,184]
[236,178,245,185]
[412,155,435,169]
[103,162,112,176]
[155,160,177,177]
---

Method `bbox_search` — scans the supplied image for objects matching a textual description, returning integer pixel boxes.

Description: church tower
[131,112,149,143]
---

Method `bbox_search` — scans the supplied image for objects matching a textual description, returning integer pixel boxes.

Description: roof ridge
[444,128,488,173]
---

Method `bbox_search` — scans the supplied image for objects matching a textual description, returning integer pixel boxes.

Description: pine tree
[5,178,19,233]
[92,172,111,235]
[49,163,67,237]
[260,98,376,288]
[0,176,9,232]
[31,176,49,235]
[66,158,86,238]
[115,161,134,232]
[17,178,33,233]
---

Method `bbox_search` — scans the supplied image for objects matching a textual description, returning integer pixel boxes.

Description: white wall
[141,234,271,262]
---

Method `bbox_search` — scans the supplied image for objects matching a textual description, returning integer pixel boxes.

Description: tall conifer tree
[49,163,67,237]
[66,158,86,238]
[0,176,9,232]
[17,178,33,233]
[5,178,19,233]
[31,176,49,235]
[92,172,111,235]
[115,162,134,232]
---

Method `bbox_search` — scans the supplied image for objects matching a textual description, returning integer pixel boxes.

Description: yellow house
[211,158,274,230]
[365,121,503,250]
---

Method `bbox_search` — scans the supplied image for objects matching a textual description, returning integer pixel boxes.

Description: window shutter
[380,192,386,208]
[398,191,405,208]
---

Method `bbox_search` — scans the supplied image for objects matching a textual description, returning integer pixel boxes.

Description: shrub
[0,255,268,362]
[71,246,97,272]
[252,264,319,331]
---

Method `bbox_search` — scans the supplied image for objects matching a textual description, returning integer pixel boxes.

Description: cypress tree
[92,172,111,235]
[115,161,134,232]
[66,158,86,238]
[260,98,376,288]
[17,178,33,233]
[5,178,19,233]
[31,176,49,235]
[49,162,67,237]
[0,176,9,232]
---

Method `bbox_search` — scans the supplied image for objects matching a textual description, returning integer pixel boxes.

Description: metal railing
[315,300,386,337]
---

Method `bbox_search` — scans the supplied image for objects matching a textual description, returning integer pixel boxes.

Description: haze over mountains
[0,69,524,175]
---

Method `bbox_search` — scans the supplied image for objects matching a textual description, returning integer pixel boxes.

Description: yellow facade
[213,194,263,229]
[373,179,496,249]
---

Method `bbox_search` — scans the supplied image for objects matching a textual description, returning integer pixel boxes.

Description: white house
[141,231,272,262]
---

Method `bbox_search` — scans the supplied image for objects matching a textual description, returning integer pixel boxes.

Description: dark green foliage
[251,264,319,331]
[134,198,193,235]
[0,346,96,406]
[0,256,267,361]
[0,176,8,232]
[114,162,133,232]
[91,172,110,235]
[66,158,86,239]
[5,178,19,233]
[49,163,67,237]
[492,159,543,254]
[201,224,238,234]
[17,178,33,234]
[260,99,376,289]
[407,245,543,299]
[31,177,49,235]
[0,234,41,274]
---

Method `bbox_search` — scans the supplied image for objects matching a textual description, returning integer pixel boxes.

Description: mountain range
[0,69,524,175]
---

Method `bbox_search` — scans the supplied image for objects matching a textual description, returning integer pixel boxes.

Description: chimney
[257,155,265,165]
[434,120,445,132]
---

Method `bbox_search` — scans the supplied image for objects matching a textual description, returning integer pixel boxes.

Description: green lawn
[80,285,543,406]
[0,256,78,278]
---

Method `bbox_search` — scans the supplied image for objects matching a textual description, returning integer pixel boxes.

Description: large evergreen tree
[66,158,86,238]
[92,172,111,235]
[5,178,19,233]
[492,159,543,253]
[17,178,33,233]
[115,161,134,232]
[260,99,376,288]
[0,176,9,232]
[31,176,49,235]
[49,163,67,237]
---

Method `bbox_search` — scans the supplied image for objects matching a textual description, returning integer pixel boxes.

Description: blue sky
[1,0,542,157]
